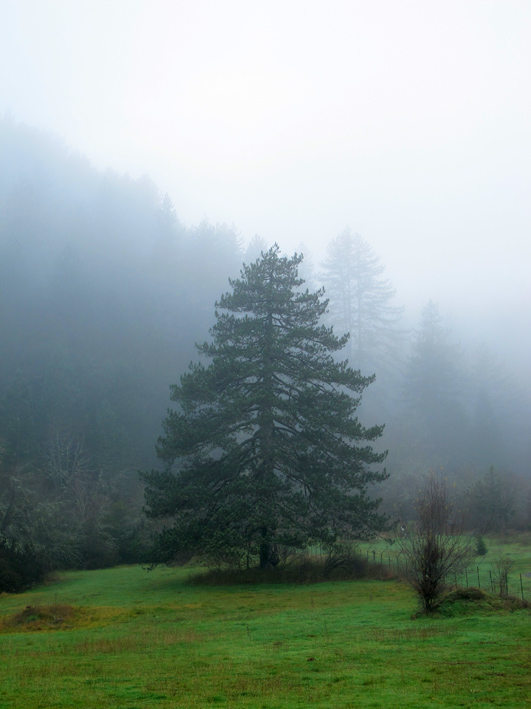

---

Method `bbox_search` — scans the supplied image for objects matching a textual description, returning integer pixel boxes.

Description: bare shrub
[492,556,514,596]
[399,473,475,613]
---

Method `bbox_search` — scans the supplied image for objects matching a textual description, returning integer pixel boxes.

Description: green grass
[359,533,531,598]
[1,559,530,708]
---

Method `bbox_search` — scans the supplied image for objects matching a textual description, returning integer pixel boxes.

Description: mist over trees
[320,228,405,426]
[0,117,530,589]
[321,228,404,373]
[142,247,388,569]
[0,119,244,587]
[317,231,530,525]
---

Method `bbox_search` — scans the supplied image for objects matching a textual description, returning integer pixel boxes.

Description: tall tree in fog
[405,302,461,408]
[142,247,388,569]
[468,348,505,469]
[402,301,468,467]
[321,228,403,374]
[467,346,529,473]
[245,234,269,263]
[152,192,181,268]
[0,120,239,573]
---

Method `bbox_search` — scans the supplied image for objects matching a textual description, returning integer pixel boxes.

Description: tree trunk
[259,528,279,569]
[260,539,272,569]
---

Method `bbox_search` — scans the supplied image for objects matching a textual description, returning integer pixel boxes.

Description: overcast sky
[2,0,530,348]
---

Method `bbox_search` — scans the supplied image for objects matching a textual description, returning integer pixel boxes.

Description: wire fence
[307,544,531,601]
[362,547,531,601]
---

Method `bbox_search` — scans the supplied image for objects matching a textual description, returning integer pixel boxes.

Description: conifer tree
[142,246,388,568]
[401,300,468,468]
[321,228,403,373]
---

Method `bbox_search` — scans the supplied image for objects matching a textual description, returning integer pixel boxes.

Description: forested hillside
[0,119,245,586]
[1,118,529,590]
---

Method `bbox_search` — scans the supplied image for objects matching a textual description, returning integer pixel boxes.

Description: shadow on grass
[188,555,397,586]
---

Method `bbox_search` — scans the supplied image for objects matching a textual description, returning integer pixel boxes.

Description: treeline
[0,118,530,590]
[0,118,246,589]
[312,229,530,528]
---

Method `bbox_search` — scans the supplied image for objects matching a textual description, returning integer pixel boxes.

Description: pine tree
[321,228,403,373]
[401,301,468,468]
[142,246,388,568]
[404,301,463,415]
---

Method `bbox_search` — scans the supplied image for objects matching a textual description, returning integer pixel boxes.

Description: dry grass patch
[3,603,76,631]
[0,603,127,633]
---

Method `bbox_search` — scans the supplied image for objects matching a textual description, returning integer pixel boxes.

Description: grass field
[1,543,530,708]
[357,534,531,599]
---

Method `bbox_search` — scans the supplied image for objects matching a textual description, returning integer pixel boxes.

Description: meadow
[1,538,530,708]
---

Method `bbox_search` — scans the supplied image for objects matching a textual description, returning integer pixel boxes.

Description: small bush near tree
[475,535,488,556]
[399,473,475,613]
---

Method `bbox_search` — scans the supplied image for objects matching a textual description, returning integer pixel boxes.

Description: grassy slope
[1,562,530,708]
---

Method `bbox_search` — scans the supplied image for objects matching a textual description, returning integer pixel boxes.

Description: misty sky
[1,1,530,345]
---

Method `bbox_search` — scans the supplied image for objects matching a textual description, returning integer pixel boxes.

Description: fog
[1,3,531,584]
[2,3,529,308]
[1,2,530,470]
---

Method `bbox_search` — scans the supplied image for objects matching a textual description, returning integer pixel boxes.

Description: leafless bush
[399,473,475,613]
[492,556,514,596]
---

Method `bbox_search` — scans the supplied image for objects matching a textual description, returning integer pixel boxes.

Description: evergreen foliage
[1,118,530,584]
[404,301,463,412]
[399,301,468,469]
[466,466,515,533]
[475,535,488,556]
[0,119,246,579]
[321,228,404,372]
[142,246,388,569]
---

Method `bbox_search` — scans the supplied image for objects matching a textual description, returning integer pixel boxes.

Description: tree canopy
[142,246,388,568]
[401,300,468,467]
[321,228,404,373]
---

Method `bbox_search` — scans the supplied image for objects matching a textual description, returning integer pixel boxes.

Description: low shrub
[475,536,488,555]
[0,542,47,593]
[188,554,396,585]
[437,587,530,617]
